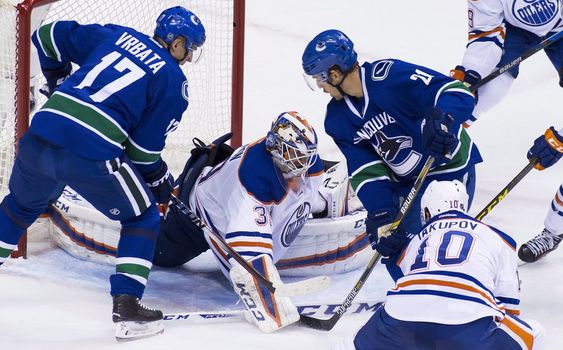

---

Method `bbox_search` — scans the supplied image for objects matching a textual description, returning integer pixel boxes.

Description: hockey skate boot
[112,294,164,341]
[518,228,563,263]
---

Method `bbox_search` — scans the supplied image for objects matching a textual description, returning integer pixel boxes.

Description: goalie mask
[420,180,469,225]
[266,111,318,178]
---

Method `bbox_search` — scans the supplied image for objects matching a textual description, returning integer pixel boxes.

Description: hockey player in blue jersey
[302,30,482,259]
[334,180,545,350]
[0,6,205,340]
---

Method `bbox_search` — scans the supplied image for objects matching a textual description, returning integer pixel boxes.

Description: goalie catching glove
[229,254,300,333]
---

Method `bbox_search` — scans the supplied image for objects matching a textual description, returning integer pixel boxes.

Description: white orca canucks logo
[512,0,559,26]
[281,202,311,247]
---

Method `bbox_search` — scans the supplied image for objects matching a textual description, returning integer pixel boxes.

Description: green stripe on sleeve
[37,22,58,60]
[124,139,161,164]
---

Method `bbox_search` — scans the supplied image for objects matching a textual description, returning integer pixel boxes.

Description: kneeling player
[47,111,371,332]
[336,180,545,350]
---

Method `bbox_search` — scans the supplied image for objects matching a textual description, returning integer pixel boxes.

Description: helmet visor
[303,72,328,91]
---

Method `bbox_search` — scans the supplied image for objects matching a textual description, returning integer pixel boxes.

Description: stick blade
[299,314,337,331]
[275,275,331,297]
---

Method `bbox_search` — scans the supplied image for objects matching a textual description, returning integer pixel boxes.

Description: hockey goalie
[46,112,371,333]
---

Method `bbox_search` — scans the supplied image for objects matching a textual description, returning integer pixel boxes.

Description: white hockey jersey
[384,211,521,325]
[188,138,324,275]
[462,0,563,77]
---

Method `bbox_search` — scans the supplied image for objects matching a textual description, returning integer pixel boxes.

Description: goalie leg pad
[229,254,299,333]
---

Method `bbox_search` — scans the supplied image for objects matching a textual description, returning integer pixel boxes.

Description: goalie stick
[169,194,330,297]
[163,301,383,324]
[470,30,563,91]
[299,156,436,331]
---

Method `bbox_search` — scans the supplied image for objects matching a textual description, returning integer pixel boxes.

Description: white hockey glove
[229,254,300,333]
[314,161,350,217]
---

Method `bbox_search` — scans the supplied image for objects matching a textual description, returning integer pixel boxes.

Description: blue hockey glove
[144,160,175,206]
[450,65,480,103]
[527,127,563,170]
[366,208,407,257]
[39,62,72,98]
[421,107,459,164]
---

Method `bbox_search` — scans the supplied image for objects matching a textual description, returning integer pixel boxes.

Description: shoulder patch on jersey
[182,81,189,103]
[371,60,394,81]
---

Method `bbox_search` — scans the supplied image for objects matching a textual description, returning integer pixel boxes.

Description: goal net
[0,0,244,257]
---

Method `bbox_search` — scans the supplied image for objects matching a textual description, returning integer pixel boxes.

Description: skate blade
[115,320,164,341]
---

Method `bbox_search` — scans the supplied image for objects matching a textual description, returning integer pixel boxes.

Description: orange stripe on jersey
[209,237,229,261]
[229,241,274,250]
[307,169,324,177]
[394,278,502,310]
[555,192,563,206]
[468,26,506,41]
[501,316,534,350]
[505,308,521,316]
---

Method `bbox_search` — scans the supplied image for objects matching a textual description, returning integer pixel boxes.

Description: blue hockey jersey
[325,59,483,213]
[30,21,189,174]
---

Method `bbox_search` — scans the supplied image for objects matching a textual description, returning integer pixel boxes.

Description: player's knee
[121,204,160,238]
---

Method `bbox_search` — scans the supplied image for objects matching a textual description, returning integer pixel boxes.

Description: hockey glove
[527,127,563,170]
[144,160,174,210]
[229,254,300,333]
[366,208,407,257]
[421,107,459,164]
[39,62,72,98]
[450,65,480,104]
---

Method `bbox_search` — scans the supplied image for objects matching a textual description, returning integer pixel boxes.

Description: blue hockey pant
[0,132,159,298]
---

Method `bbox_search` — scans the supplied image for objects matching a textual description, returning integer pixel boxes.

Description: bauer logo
[512,0,558,27]
[281,202,311,247]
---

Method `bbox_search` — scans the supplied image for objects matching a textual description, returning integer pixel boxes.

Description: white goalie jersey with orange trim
[384,211,521,325]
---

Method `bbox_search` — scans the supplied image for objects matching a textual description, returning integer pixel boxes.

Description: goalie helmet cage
[0,0,245,258]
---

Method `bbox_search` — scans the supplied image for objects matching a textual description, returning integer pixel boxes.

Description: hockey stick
[299,156,435,331]
[163,301,383,324]
[470,31,563,91]
[169,194,330,297]
[475,156,539,221]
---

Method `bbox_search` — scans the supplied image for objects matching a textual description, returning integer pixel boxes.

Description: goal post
[0,0,245,258]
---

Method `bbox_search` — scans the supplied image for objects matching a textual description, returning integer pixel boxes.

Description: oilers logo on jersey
[512,0,559,27]
[281,202,312,247]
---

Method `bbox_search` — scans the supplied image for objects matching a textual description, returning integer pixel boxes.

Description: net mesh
[0,0,236,201]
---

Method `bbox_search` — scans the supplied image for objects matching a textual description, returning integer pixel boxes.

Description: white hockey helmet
[266,111,318,178]
[420,180,469,223]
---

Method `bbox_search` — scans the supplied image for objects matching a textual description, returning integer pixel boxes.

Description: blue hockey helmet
[154,6,206,49]
[302,29,357,82]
